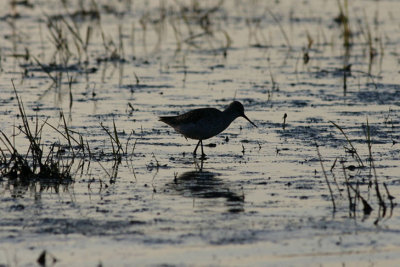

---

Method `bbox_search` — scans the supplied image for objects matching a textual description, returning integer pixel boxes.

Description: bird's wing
[159,108,220,127]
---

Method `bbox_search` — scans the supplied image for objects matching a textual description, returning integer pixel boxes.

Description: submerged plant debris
[0,0,399,265]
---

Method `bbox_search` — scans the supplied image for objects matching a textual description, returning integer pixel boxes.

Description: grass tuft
[0,81,90,188]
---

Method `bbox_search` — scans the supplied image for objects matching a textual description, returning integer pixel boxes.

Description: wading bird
[159,101,257,158]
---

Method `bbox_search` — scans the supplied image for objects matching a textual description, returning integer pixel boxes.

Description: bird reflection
[164,162,244,213]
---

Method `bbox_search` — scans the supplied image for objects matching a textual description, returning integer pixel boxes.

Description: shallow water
[0,0,399,266]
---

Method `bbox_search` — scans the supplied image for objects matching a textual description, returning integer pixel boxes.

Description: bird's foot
[193,152,207,160]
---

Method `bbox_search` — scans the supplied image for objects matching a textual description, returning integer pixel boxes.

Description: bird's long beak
[242,114,257,128]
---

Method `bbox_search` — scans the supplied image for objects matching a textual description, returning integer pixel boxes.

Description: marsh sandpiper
[159,101,257,158]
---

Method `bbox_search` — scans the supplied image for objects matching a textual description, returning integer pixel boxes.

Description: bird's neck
[222,108,240,124]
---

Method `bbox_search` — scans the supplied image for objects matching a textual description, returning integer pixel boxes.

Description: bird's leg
[193,140,201,156]
[200,140,206,159]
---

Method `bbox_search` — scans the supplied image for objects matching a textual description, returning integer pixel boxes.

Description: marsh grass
[316,143,336,211]
[335,0,352,48]
[99,119,141,184]
[0,81,89,188]
[341,161,373,216]
[318,119,395,221]
[362,119,391,223]
[265,7,292,49]
[100,119,125,163]
[330,121,364,167]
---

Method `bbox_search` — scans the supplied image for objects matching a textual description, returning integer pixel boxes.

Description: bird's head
[228,101,257,128]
